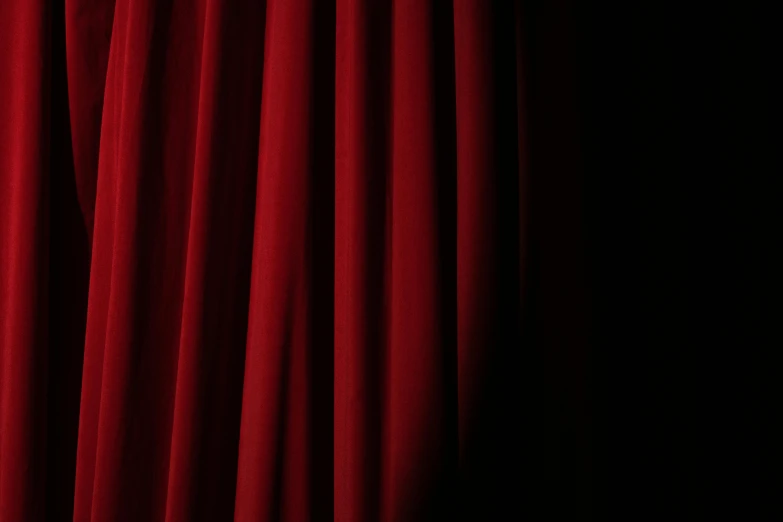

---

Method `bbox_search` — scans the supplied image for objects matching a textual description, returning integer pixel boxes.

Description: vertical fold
[163,0,265,520]
[73,0,209,520]
[234,0,335,520]
[71,2,126,519]
[334,0,390,521]
[454,0,523,518]
[65,0,117,239]
[454,0,496,464]
[0,1,50,520]
[86,3,180,520]
[383,1,457,520]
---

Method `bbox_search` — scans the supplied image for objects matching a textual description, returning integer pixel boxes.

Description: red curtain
[0,0,590,520]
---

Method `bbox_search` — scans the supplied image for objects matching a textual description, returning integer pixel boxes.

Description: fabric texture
[0,0,591,520]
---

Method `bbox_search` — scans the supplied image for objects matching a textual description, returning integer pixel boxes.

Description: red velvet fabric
[0,1,590,520]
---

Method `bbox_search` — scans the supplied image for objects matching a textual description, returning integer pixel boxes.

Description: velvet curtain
[0,0,590,520]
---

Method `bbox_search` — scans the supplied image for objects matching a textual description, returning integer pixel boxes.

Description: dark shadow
[309,2,336,519]
[354,1,393,520]
[458,1,591,520]
[45,2,91,520]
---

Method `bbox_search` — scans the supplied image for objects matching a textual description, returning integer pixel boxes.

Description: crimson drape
[1,0,590,520]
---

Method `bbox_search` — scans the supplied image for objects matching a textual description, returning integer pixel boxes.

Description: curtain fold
[1,0,591,520]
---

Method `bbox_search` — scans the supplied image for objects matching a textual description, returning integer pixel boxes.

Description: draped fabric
[0,0,591,520]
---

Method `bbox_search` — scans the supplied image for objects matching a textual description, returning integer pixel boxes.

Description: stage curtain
[0,1,590,520]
